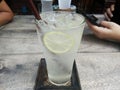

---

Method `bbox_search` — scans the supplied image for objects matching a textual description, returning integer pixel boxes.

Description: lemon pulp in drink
[37,11,85,85]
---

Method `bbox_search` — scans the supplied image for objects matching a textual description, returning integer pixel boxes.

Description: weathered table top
[0,15,120,90]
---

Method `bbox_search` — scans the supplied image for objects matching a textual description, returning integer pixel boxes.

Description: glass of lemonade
[36,11,85,86]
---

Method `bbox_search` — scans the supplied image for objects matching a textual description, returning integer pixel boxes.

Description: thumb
[100,21,115,29]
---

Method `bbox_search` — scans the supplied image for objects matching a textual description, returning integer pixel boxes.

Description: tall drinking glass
[36,11,85,86]
[41,0,53,12]
[58,0,72,9]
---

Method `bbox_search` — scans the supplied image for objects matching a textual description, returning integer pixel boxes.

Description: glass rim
[37,11,85,31]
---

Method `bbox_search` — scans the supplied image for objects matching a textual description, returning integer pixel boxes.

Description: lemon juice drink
[36,11,85,86]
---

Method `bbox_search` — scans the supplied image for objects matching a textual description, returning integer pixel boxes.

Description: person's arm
[87,0,120,42]
[87,20,120,42]
[0,0,14,26]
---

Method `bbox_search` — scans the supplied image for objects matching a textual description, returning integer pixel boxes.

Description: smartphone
[77,11,101,26]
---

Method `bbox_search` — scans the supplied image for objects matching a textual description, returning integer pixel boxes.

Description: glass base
[48,79,71,86]
[34,58,82,90]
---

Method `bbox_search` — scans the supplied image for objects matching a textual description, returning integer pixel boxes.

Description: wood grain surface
[0,15,120,90]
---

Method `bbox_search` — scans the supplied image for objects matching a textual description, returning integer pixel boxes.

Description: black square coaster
[34,58,82,90]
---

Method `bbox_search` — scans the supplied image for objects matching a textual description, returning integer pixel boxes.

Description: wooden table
[0,15,120,90]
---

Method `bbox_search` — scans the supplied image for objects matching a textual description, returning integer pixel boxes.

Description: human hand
[87,20,120,42]
[104,4,115,21]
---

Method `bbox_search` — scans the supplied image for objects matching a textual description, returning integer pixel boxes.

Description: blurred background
[5,0,115,15]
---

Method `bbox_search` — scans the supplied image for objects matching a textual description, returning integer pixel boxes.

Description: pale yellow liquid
[38,11,85,86]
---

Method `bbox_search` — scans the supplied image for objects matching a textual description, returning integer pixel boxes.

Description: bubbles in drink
[37,11,85,85]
